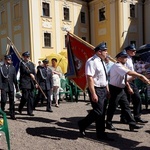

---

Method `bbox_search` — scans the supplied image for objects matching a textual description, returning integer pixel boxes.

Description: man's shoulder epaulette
[91,55,97,61]
[91,57,95,61]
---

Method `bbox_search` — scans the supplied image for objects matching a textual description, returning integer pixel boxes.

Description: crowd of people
[0,51,64,120]
[78,43,150,141]
[0,42,150,142]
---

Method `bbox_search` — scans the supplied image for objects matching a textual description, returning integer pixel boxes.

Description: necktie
[101,59,108,81]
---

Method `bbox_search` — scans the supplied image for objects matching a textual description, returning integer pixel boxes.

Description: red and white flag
[66,32,94,91]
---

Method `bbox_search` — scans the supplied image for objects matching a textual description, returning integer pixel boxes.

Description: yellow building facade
[0,0,90,64]
[89,0,144,57]
[0,0,147,63]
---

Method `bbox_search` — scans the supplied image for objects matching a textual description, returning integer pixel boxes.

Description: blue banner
[9,46,20,73]
[66,34,77,77]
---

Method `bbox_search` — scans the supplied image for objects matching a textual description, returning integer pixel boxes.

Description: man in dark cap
[78,42,112,141]
[34,58,53,112]
[0,55,19,120]
[18,51,36,116]
[120,44,148,124]
[106,50,149,131]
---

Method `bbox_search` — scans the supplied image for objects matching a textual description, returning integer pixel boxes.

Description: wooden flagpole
[7,37,47,99]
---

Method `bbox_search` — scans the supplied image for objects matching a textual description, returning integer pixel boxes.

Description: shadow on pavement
[26,126,78,140]
[16,116,56,124]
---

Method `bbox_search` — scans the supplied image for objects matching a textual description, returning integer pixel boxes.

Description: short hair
[51,58,57,62]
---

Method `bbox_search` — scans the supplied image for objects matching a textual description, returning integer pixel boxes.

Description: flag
[8,45,20,74]
[66,33,94,91]
[66,34,76,77]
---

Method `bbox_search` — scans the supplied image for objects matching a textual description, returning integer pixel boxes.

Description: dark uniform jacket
[19,60,36,89]
[0,64,18,92]
[36,66,53,90]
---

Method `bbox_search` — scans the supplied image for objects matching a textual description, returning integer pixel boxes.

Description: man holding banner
[78,42,112,141]
[18,51,36,116]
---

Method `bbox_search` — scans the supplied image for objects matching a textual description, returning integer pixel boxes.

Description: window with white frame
[99,7,106,21]
[64,7,69,21]
[81,12,86,24]
[42,2,50,17]
[130,4,135,18]
[44,32,51,47]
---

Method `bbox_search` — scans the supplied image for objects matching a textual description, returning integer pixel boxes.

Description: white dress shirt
[85,54,108,87]
[109,63,130,88]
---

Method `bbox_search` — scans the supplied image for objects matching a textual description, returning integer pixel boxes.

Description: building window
[81,12,86,23]
[99,7,106,21]
[0,11,6,24]
[44,33,51,47]
[42,2,50,17]
[64,7,69,21]
[82,37,86,41]
[130,4,135,18]
[14,3,20,19]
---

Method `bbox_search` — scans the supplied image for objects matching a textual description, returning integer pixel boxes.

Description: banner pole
[7,37,47,99]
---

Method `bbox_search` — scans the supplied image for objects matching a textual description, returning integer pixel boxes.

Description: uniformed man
[0,55,19,120]
[106,50,149,131]
[35,58,53,112]
[120,44,148,124]
[78,42,111,141]
[18,51,36,116]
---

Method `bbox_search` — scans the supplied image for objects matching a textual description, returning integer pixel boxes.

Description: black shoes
[106,123,116,131]
[129,124,143,131]
[27,113,34,116]
[46,109,53,112]
[10,115,16,120]
[135,118,148,124]
[78,121,86,137]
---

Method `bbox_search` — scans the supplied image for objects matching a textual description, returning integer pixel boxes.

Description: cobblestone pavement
[0,97,150,150]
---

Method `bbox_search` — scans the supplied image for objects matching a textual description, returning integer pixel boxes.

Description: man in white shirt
[106,50,149,131]
[78,42,111,141]
[121,44,148,124]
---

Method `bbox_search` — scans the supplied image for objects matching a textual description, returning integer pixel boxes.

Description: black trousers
[121,82,142,120]
[106,84,136,125]
[1,89,15,116]
[18,89,34,114]
[34,89,52,111]
[78,87,107,136]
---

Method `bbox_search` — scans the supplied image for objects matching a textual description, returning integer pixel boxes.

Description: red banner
[67,33,94,91]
